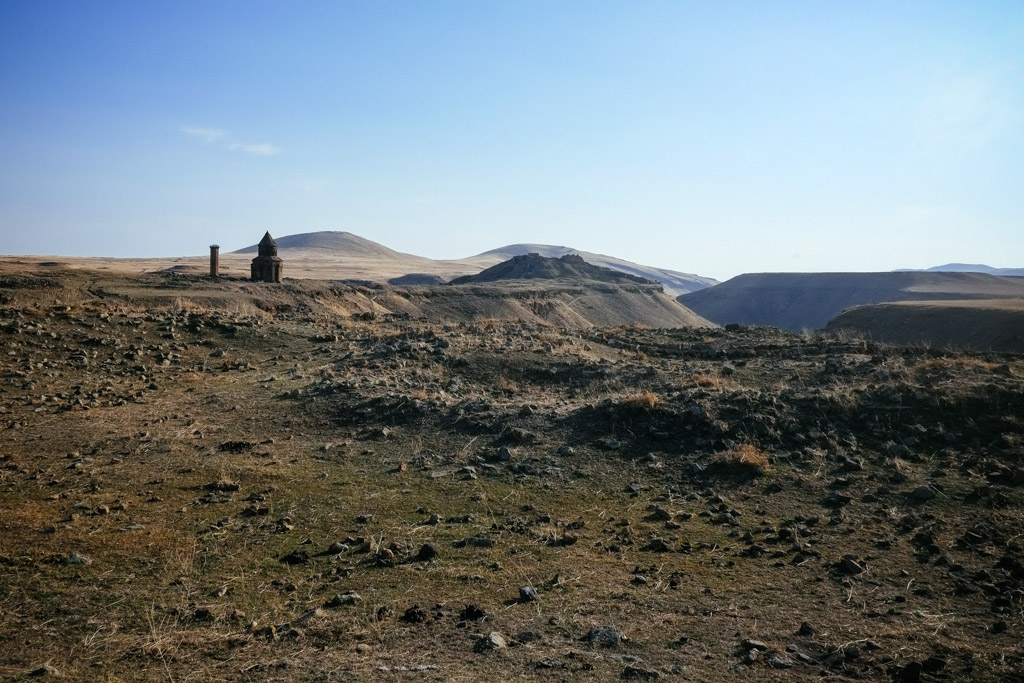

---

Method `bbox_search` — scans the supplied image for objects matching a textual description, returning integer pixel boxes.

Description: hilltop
[910,264,1024,277]
[449,253,654,286]
[679,271,1024,332]
[233,230,422,260]
[457,244,717,296]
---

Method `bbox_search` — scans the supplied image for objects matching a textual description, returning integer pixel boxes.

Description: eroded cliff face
[2,268,709,330]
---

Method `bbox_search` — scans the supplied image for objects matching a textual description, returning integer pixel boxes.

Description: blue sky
[1,1,1021,280]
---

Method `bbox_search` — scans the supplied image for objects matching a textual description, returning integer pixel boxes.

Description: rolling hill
[679,271,1024,331]
[827,299,1024,352]
[226,231,718,294]
[449,253,654,286]
[233,230,420,260]
[915,263,1024,277]
[458,243,716,296]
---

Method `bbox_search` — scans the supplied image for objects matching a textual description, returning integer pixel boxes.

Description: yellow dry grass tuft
[622,391,661,409]
[725,444,770,470]
[691,372,722,388]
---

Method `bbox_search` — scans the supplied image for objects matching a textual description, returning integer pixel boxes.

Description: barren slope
[450,253,653,286]
[0,268,708,331]
[459,243,717,296]
[679,271,1024,331]
[827,299,1024,352]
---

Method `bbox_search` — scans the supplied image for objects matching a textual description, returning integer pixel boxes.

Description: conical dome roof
[257,231,279,257]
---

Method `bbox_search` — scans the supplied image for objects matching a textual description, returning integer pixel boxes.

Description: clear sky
[1,1,1021,281]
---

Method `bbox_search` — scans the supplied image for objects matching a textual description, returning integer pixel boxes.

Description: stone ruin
[250,231,283,283]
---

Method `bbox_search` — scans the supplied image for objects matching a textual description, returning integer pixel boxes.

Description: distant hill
[229,231,718,294]
[227,231,476,282]
[458,244,716,296]
[922,263,1024,277]
[827,299,1024,353]
[449,253,654,286]
[679,271,1024,331]
[233,230,419,260]
[388,273,447,286]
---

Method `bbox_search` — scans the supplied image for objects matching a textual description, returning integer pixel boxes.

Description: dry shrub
[725,444,770,471]
[691,372,722,388]
[622,391,661,410]
[494,376,518,395]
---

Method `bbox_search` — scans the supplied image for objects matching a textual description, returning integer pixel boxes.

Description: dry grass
[493,376,519,395]
[911,356,997,374]
[621,391,661,409]
[724,443,770,470]
[691,372,723,388]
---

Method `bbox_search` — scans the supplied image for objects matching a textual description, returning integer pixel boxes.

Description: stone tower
[209,245,219,277]
[250,232,283,283]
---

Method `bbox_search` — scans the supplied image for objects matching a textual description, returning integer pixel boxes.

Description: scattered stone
[415,543,439,561]
[459,604,487,622]
[280,549,309,565]
[455,536,495,548]
[587,626,625,647]
[400,605,427,623]
[295,608,324,626]
[519,586,539,602]
[642,538,673,553]
[203,480,240,492]
[537,658,565,669]
[647,504,673,521]
[622,664,660,679]
[741,638,769,651]
[797,621,815,636]
[59,552,90,566]
[28,663,60,677]
[896,661,923,682]
[908,486,936,502]
[192,606,215,622]
[474,631,507,653]
[325,592,361,608]
[836,556,865,575]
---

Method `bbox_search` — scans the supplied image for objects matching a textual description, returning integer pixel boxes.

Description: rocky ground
[1,270,1023,681]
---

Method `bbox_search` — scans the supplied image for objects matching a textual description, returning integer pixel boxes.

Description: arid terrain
[0,231,716,298]
[1,266,1023,681]
[680,272,1024,352]
[828,300,1024,354]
